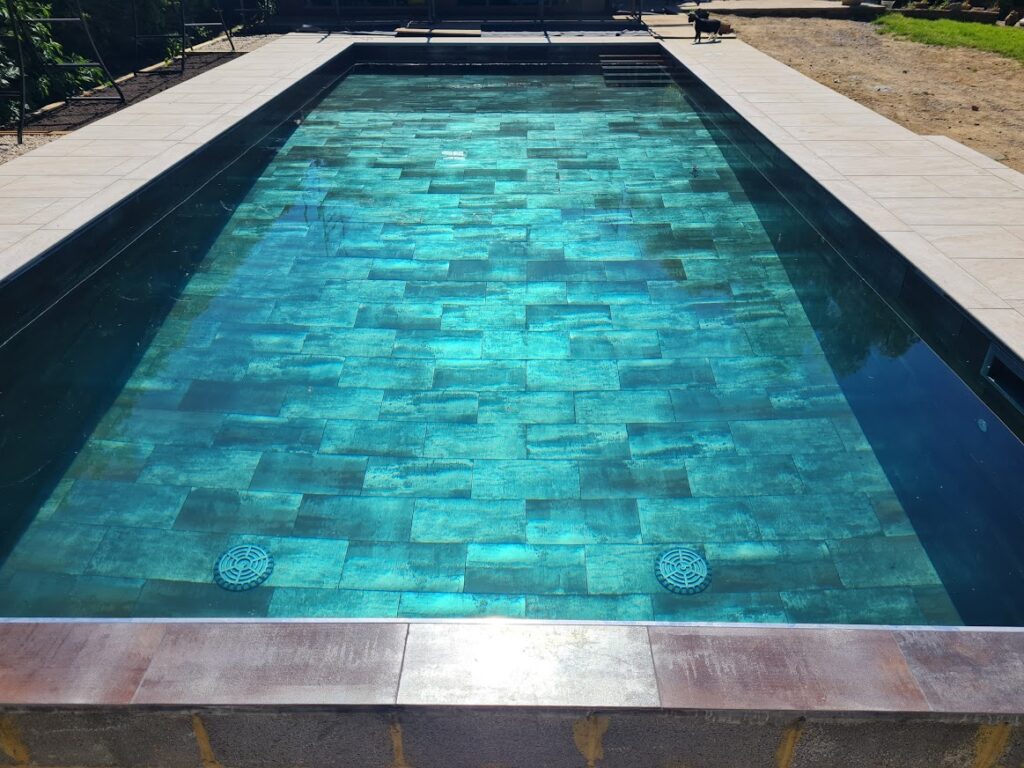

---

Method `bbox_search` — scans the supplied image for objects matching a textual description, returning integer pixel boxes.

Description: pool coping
[0,618,1022,714]
[1,33,1024,719]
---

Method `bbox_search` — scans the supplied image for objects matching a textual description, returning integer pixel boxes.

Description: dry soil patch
[732,16,1024,173]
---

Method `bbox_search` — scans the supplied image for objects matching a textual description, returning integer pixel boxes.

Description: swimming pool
[1,44,1022,623]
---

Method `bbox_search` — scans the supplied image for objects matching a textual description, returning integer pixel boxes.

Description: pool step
[599,54,673,88]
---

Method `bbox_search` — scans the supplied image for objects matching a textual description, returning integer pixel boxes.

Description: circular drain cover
[656,548,711,595]
[214,545,273,591]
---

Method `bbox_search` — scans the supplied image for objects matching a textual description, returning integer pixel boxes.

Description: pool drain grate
[214,544,273,591]
[656,547,711,595]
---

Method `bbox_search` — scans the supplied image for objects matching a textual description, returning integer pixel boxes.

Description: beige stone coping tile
[850,176,947,199]
[880,197,1024,228]
[925,135,1006,170]
[0,155,138,177]
[0,225,35,249]
[40,180,150,231]
[770,112,844,128]
[121,143,205,182]
[959,259,1024,302]
[988,168,1024,192]
[751,100,866,116]
[783,124,913,142]
[772,142,846,181]
[0,198,60,226]
[54,139,184,157]
[815,178,914,232]
[397,623,660,707]
[127,100,236,117]
[915,225,1024,261]
[69,123,192,142]
[0,175,122,198]
[16,140,95,158]
[0,229,73,275]
[972,308,1024,350]
[869,139,954,158]
[824,154,987,177]
[927,174,1024,198]
[880,231,1010,310]
[22,198,84,226]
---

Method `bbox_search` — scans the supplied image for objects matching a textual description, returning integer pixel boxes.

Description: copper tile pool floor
[1,66,1022,623]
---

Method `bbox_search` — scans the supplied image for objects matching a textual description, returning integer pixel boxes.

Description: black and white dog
[688,11,721,43]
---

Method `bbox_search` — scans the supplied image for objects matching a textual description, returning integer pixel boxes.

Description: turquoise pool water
[1,66,1018,622]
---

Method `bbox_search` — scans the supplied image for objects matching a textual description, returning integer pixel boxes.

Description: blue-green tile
[473,459,580,499]
[250,452,367,494]
[214,415,324,452]
[296,495,414,541]
[829,535,942,588]
[423,423,526,459]
[685,455,804,497]
[411,499,526,543]
[399,592,525,618]
[229,533,348,589]
[139,446,262,489]
[526,499,641,544]
[579,459,690,498]
[65,440,153,483]
[526,594,653,621]
[175,488,301,535]
[730,418,845,456]
[321,420,426,457]
[526,425,629,460]
[478,392,575,424]
[465,543,586,594]
[4,522,109,576]
[380,390,479,423]
[268,587,401,618]
[637,498,759,543]
[55,479,188,529]
[339,542,465,592]
[363,458,473,497]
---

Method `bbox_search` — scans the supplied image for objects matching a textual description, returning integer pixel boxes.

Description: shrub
[0,1,94,123]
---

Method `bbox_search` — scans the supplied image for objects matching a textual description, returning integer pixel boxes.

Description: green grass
[875,14,1024,64]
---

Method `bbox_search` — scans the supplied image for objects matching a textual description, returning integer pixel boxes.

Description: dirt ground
[732,16,1024,173]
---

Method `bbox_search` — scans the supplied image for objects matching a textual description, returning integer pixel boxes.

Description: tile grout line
[127,622,170,706]
[393,622,412,706]
[644,624,666,709]
[889,629,936,714]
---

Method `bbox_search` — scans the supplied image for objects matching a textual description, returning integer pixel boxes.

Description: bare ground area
[732,17,1024,172]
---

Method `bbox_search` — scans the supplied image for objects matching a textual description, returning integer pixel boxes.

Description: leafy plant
[0,1,95,124]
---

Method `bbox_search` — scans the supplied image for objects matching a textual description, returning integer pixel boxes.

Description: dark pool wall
[675,66,1024,625]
